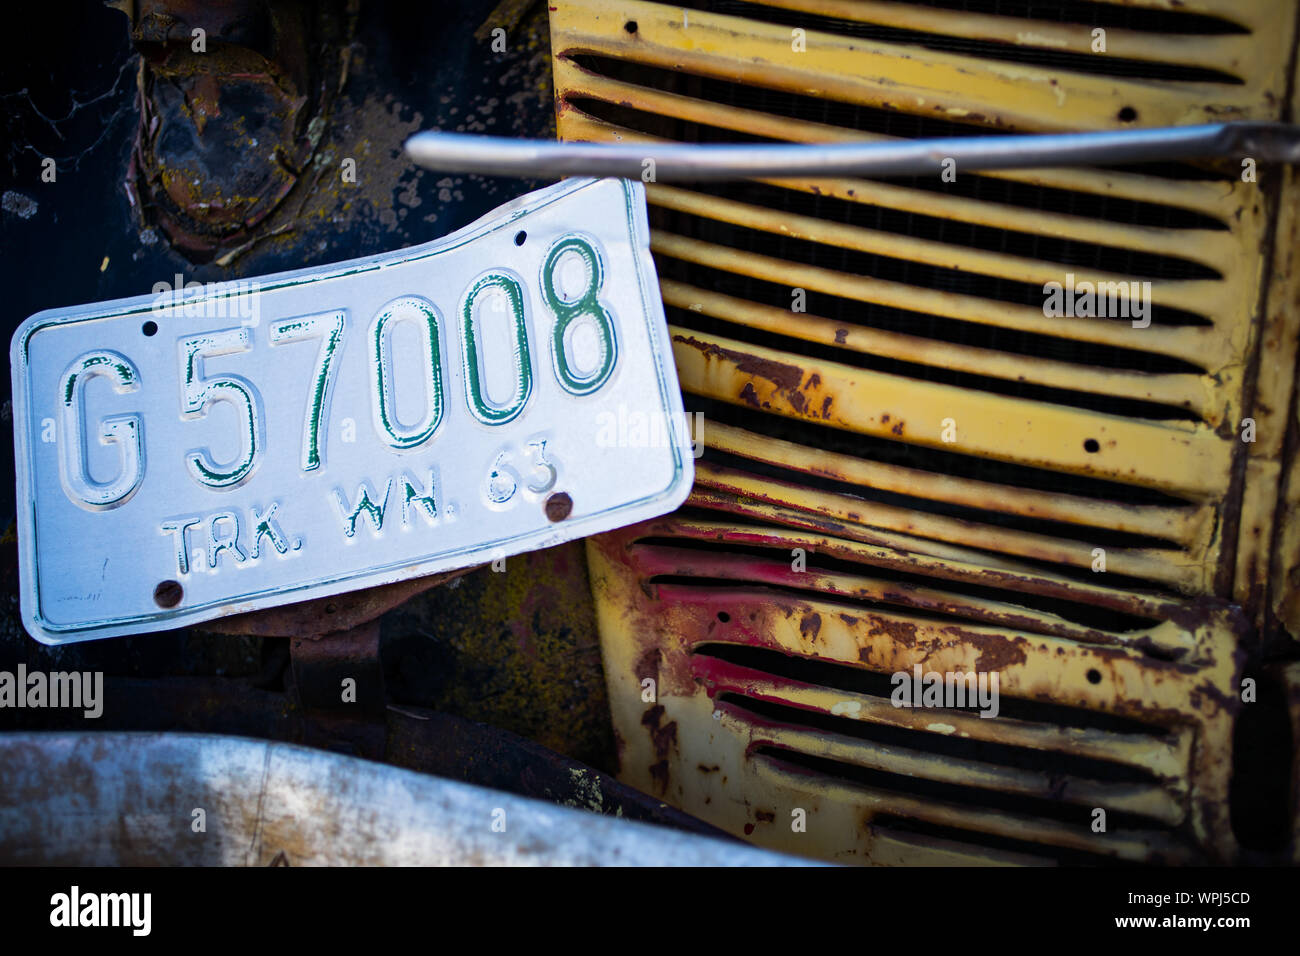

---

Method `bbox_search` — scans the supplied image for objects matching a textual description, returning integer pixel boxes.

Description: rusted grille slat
[672,327,1231,496]
[651,230,1223,363]
[705,0,1257,71]
[656,517,1203,631]
[726,707,1186,824]
[550,1,1288,129]
[696,419,1205,541]
[688,463,1206,590]
[752,755,1193,862]
[638,543,1174,647]
[661,280,1213,413]
[692,653,1191,779]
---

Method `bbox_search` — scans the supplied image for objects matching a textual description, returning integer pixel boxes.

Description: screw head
[545,491,573,522]
[154,580,183,608]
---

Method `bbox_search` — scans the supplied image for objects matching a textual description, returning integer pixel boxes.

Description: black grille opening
[662,178,1223,281]
[689,442,1190,550]
[658,255,1209,375]
[719,691,1162,783]
[675,484,1195,605]
[652,204,1213,325]
[666,303,1206,422]
[753,744,1180,831]
[1228,668,1295,851]
[831,0,1250,34]
[868,816,1152,866]
[564,56,1240,193]
[681,393,1198,507]
[697,643,1172,734]
[641,535,1165,631]
[842,0,1248,33]
[679,0,1245,83]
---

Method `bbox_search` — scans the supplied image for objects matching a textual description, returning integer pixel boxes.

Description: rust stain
[640,704,679,795]
[867,618,920,648]
[674,334,804,392]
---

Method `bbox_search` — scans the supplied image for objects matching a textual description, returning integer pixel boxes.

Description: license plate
[11,178,692,644]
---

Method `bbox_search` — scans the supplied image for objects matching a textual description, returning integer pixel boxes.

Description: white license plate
[11,178,692,644]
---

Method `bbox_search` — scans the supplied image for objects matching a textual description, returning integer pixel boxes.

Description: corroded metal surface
[205,570,471,637]
[0,732,813,866]
[551,0,1299,863]
[124,0,350,261]
[589,517,1246,864]
[382,541,616,769]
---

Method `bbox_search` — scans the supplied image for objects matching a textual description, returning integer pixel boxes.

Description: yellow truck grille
[549,0,1300,863]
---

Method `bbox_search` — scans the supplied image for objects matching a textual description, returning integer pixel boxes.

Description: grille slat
[661,281,1213,412]
[641,533,1182,646]
[651,229,1222,364]
[690,0,1254,79]
[649,182,1223,303]
[686,464,1204,590]
[729,707,1186,825]
[753,751,1193,862]
[697,419,1204,541]
[656,516,1202,628]
[693,652,1190,779]
[672,326,1231,498]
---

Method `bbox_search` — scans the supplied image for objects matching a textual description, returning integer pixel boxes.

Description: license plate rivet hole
[545,491,573,522]
[514,230,527,246]
[153,580,183,608]
[142,320,158,337]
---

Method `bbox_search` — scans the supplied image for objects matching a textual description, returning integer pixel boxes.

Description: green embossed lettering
[178,328,262,488]
[541,235,617,395]
[370,297,443,448]
[58,350,144,509]
[271,311,345,471]
[461,272,531,425]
